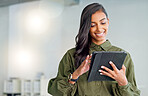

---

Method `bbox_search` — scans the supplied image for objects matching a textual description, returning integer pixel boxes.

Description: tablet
[88,51,127,82]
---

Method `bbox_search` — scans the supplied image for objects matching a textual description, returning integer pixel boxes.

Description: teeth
[96,33,103,35]
[96,32,104,36]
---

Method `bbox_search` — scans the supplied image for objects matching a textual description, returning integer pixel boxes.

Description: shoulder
[110,45,125,51]
[110,45,133,67]
[67,47,76,54]
[110,45,131,59]
[62,48,76,60]
[65,47,76,57]
[60,48,76,71]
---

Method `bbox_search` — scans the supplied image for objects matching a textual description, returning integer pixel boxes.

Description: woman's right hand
[71,54,92,81]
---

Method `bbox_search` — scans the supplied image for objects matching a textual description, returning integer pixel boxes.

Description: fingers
[109,61,119,73]
[88,54,92,64]
[84,54,92,64]
[84,55,89,65]
[122,65,126,71]
[121,65,126,75]
[86,55,90,62]
[99,65,116,80]
[89,54,92,59]
[83,54,91,65]
[99,61,127,85]
[99,69,115,79]
[99,61,118,78]
[101,66,115,77]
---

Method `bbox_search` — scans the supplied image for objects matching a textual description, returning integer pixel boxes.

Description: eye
[100,19,107,25]
[91,23,96,27]
[101,22,106,25]
[91,25,95,27]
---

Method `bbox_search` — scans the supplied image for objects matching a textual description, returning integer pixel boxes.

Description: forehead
[91,11,107,22]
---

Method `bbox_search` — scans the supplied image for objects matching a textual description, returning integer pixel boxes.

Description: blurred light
[22,0,64,34]
[25,9,50,34]
[15,49,33,66]
[28,15,44,30]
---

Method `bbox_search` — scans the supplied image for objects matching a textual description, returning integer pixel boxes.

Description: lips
[95,32,104,37]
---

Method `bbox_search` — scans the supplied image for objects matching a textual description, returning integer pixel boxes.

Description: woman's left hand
[99,61,128,86]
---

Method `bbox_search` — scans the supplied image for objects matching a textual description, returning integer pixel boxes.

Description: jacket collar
[90,40,112,51]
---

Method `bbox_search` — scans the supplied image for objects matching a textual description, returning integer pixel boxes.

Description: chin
[96,38,106,42]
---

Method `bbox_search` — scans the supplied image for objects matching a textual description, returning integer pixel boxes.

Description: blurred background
[0,0,148,96]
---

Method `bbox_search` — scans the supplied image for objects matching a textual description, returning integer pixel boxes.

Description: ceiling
[0,0,79,7]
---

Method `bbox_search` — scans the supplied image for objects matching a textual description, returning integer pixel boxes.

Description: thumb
[122,65,126,74]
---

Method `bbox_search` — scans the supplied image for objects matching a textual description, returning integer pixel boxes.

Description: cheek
[90,28,96,33]
[89,30,93,37]
[105,26,109,32]
[102,25,109,32]
[105,23,109,30]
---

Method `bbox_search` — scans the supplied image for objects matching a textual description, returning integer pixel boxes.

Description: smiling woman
[90,11,109,45]
[47,3,141,96]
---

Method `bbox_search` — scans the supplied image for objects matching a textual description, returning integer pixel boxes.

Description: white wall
[0,6,9,96]
[8,1,63,79]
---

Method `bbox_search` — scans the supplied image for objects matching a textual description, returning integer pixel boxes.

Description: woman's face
[90,10,109,45]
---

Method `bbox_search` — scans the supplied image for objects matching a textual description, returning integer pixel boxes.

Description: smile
[95,32,104,37]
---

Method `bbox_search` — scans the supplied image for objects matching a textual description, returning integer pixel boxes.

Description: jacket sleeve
[47,50,77,96]
[112,53,141,96]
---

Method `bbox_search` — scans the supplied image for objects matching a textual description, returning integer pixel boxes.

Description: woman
[48,3,140,96]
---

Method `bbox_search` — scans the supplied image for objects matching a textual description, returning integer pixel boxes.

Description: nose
[96,24,103,32]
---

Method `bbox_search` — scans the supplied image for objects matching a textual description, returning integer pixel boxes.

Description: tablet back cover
[88,51,127,82]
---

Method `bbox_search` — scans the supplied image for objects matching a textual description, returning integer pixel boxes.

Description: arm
[47,50,92,96]
[69,55,92,85]
[100,53,140,96]
[47,50,77,96]
[113,53,141,96]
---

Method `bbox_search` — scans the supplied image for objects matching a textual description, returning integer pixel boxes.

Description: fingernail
[100,73,103,75]
[101,66,104,68]
[98,70,101,72]
[90,54,92,56]
[109,61,112,64]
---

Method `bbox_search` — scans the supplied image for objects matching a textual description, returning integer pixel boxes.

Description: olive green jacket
[48,40,140,96]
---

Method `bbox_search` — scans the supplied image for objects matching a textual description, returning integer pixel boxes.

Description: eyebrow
[100,18,106,21]
[91,18,107,23]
